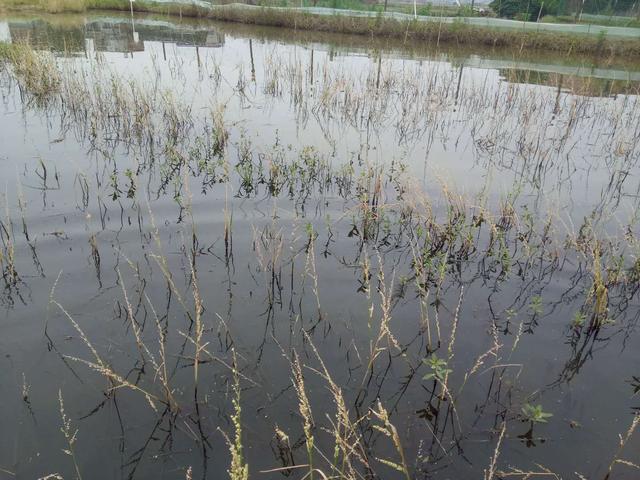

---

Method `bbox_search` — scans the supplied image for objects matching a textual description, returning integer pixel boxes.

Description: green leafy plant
[422,354,452,382]
[521,403,553,423]
[416,4,432,16]
[529,295,543,316]
[571,311,586,328]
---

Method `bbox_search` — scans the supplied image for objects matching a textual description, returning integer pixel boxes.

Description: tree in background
[491,0,639,18]
[490,0,559,19]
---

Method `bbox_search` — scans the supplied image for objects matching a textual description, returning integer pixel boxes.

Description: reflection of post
[0,21,10,43]
[162,41,167,61]
[249,39,255,81]
[536,0,544,22]
[575,0,585,22]
[309,49,314,85]
[454,63,464,105]
[553,74,563,114]
[85,38,95,59]
[130,0,139,46]
[376,52,382,90]
[605,79,613,97]
[196,45,201,68]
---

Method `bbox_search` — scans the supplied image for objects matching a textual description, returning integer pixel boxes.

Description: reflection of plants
[124,168,136,199]
[109,171,122,201]
[596,30,607,52]
[629,376,640,396]
[423,354,452,382]
[521,403,553,424]
[416,4,431,15]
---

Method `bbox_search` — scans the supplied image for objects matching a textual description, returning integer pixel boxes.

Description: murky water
[0,11,639,480]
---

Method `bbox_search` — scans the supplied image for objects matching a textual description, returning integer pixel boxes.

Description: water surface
[0,11,639,480]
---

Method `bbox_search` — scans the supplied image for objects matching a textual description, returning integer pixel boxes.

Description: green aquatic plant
[521,403,553,424]
[423,354,452,382]
[571,311,586,328]
[529,295,543,316]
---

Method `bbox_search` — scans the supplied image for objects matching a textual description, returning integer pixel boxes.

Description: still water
[0,11,639,480]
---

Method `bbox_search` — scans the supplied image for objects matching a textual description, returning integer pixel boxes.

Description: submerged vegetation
[0,16,639,480]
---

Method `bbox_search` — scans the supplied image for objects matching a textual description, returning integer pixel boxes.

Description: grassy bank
[202,6,640,57]
[2,1,640,59]
[542,13,640,28]
[1,0,468,16]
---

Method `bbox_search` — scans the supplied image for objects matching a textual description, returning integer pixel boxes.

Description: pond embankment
[2,0,640,57]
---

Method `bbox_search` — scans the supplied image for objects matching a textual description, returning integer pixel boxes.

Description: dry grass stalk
[292,351,315,480]
[58,389,82,480]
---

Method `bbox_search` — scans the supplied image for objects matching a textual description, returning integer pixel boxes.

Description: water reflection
[0,11,639,480]
[5,16,225,54]
[500,67,640,97]
[2,12,640,92]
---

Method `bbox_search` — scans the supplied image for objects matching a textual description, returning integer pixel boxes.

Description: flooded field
[0,12,639,480]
